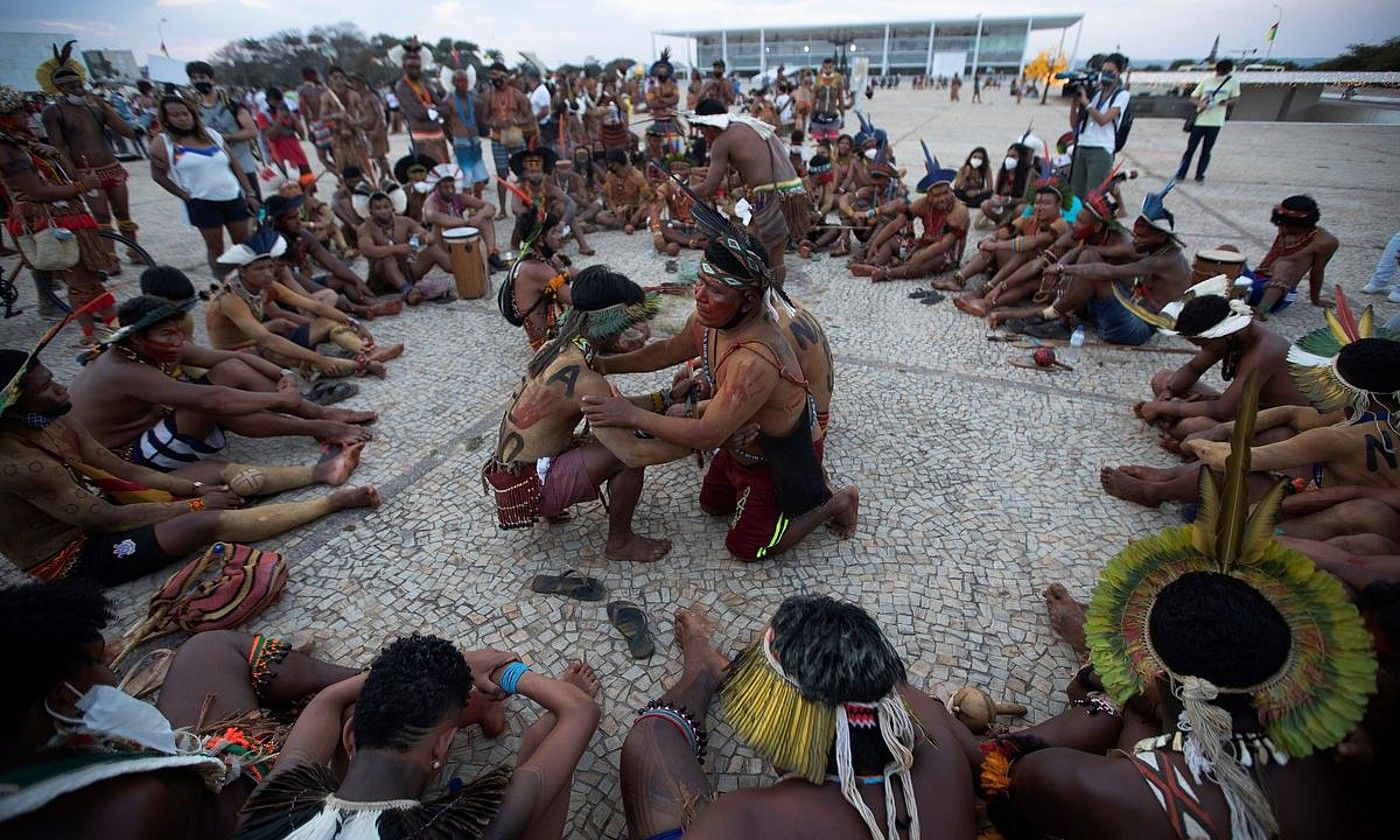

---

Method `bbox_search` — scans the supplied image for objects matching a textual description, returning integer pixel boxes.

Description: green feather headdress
[1286,284,1399,416]
[578,292,662,342]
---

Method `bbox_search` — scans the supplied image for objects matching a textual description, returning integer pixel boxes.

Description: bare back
[713,124,798,189]
[67,353,170,448]
[494,345,598,464]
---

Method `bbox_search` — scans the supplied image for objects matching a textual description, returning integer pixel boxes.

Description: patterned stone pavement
[2,88,1397,837]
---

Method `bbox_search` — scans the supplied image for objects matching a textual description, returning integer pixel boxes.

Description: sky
[8,0,1398,69]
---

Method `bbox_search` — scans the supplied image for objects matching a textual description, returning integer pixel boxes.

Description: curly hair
[352,634,471,752]
[1336,338,1400,395]
[0,580,112,736]
[1149,572,1291,695]
[1174,295,1233,338]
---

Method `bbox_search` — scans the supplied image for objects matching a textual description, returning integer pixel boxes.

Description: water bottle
[409,234,421,250]
[1065,325,1086,366]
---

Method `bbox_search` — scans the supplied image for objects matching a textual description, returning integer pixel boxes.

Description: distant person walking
[950,74,962,102]
[971,73,982,103]
[1175,59,1240,184]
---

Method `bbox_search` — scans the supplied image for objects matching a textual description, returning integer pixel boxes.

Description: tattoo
[1365,430,1397,473]
[546,364,581,397]
[788,310,835,394]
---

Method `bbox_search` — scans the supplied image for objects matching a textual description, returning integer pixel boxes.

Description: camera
[1055,69,1102,96]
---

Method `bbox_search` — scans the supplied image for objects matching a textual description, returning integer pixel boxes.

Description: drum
[442,226,487,299]
[1193,248,1247,284]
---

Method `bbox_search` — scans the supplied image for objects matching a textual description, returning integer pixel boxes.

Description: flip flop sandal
[305,381,360,406]
[920,291,946,305]
[607,600,655,659]
[529,569,606,602]
[908,288,931,299]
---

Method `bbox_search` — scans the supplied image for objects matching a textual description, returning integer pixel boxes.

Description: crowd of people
[0,34,1396,840]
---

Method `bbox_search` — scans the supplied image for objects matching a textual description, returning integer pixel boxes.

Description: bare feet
[362,360,388,378]
[953,296,988,317]
[849,263,877,277]
[1099,466,1163,508]
[313,420,374,445]
[368,299,402,318]
[665,242,681,257]
[323,406,378,425]
[328,484,380,511]
[560,658,601,698]
[368,342,405,363]
[578,247,596,256]
[932,274,965,292]
[461,687,509,738]
[1119,464,1180,481]
[1043,584,1088,655]
[605,532,673,563]
[313,441,365,486]
[674,607,730,676]
[405,288,424,306]
[827,486,860,538]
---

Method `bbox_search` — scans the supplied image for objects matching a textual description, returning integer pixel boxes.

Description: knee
[174,629,248,667]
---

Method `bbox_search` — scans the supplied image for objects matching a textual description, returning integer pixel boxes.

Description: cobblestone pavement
[2,88,1397,836]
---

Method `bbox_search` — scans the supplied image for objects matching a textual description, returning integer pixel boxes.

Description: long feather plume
[1191,467,1219,558]
[663,168,766,266]
[1216,370,1262,568]
[1112,285,1176,331]
[920,139,934,172]
[1331,285,1360,343]
[1140,178,1176,221]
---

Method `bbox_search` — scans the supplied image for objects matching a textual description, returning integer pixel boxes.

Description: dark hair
[1357,582,1400,655]
[1271,194,1320,229]
[352,634,470,752]
[0,580,112,736]
[1216,59,1235,74]
[137,80,153,94]
[139,266,196,302]
[1034,185,1061,200]
[713,59,726,68]
[997,143,1033,197]
[1103,53,1129,72]
[327,65,346,78]
[572,265,642,312]
[301,66,318,80]
[1149,572,1291,693]
[513,211,558,259]
[117,295,185,331]
[790,130,804,144]
[490,62,509,74]
[604,148,628,165]
[964,146,990,175]
[0,348,32,395]
[704,239,768,281]
[157,96,209,143]
[1173,295,1233,338]
[264,87,283,102]
[185,60,215,79]
[340,165,363,180]
[695,98,726,116]
[770,595,906,705]
[1336,338,1400,395]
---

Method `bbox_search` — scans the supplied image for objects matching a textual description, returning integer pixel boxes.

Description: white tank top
[162,129,243,202]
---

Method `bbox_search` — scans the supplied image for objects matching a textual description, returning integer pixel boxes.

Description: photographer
[1175,59,1240,184]
[1067,53,1128,200]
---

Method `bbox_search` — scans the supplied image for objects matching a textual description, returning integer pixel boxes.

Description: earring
[431,759,443,770]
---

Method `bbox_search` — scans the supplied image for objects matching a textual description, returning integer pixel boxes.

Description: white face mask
[48,682,184,754]
[970,157,984,168]
[1003,156,1019,171]
[864,147,879,160]
[65,93,86,105]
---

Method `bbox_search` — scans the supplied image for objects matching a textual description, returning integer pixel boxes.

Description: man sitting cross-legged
[239,635,601,840]
[421,164,505,272]
[354,187,454,304]
[582,236,857,561]
[266,193,396,319]
[620,598,976,840]
[0,351,376,584]
[484,266,682,562]
[69,297,372,470]
[848,147,968,283]
[205,227,403,379]
[950,184,1069,316]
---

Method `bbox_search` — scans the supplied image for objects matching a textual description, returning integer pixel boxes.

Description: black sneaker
[1193,176,1205,184]
[487,253,507,272]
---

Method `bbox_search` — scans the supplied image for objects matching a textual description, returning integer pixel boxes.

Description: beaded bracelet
[498,662,531,695]
[187,497,206,512]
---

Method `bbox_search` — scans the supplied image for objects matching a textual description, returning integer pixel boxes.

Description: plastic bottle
[1065,325,1086,366]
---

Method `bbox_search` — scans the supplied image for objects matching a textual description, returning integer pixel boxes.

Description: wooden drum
[443,226,486,300]
[1193,248,1248,284]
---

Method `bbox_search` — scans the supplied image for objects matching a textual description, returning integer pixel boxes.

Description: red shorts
[538,447,599,518]
[78,162,129,191]
[699,437,825,561]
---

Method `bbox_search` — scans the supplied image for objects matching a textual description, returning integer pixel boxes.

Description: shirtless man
[809,58,848,144]
[0,351,374,584]
[551,156,596,255]
[266,194,386,318]
[645,51,680,133]
[350,74,391,182]
[297,67,335,171]
[1245,194,1340,317]
[648,159,707,256]
[355,191,452,304]
[691,99,809,284]
[206,227,400,378]
[421,168,504,271]
[597,149,653,233]
[393,42,449,164]
[506,148,568,255]
[330,165,368,251]
[849,163,969,283]
[319,67,372,178]
[39,48,139,264]
[1009,190,1191,344]
[832,165,907,260]
[950,186,1068,315]
[484,267,681,562]
[621,599,975,840]
[502,212,574,350]
[69,296,372,466]
[698,61,735,109]
[583,237,857,561]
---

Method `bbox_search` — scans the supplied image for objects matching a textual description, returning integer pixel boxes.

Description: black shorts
[186,197,251,229]
[289,323,313,347]
[75,525,182,586]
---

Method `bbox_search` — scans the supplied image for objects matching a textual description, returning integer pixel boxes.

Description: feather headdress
[101,298,197,349]
[1113,274,1253,339]
[1287,285,1400,421]
[1086,373,1376,835]
[915,140,957,192]
[1082,163,1125,223]
[1138,178,1177,233]
[1,293,117,414]
[650,47,673,75]
[36,40,85,96]
[217,225,287,267]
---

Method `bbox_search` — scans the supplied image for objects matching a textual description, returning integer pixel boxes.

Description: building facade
[657,15,1083,78]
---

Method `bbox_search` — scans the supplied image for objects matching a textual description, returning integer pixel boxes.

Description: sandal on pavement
[607,600,655,659]
[530,569,606,602]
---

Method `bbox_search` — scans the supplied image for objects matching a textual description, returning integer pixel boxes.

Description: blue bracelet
[498,662,531,695]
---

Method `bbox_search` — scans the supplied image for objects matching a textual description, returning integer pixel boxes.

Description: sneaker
[1362,283,1391,295]
[487,253,507,272]
[1389,288,1400,304]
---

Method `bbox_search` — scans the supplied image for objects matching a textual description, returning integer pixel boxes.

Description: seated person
[1275,485,1400,562]
[1005,400,1377,839]
[833,163,907,260]
[796,154,842,255]
[0,579,360,837]
[136,266,376,436]
[288,178,350,255]
[239,635,601,840]
[948,185,1068,312]
[69,297,373,464]
[265,193,392,319]
[620,598,976,839]
[484,267,680,562]
[330,165,369,252]
[1104,301,1400,507]
[506,147,569,254]
[354,188,454,304]
[582,237,857,561]
[978,143,1031,228]
[0,350,376,584]
[849,148,968,282]
[597,148,654,233]
[1245,194,1339,317]
[649,157,708,257]
[1007,182,1191,344]
[952,146,992,208]
[1124,286,1311,441]
[421,164,506,272]
[500,212,574,350]
[206,227,402,378]
[549,156,595,255]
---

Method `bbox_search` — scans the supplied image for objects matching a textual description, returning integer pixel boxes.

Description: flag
[160,39,169,57]
[1266,22,1278,42]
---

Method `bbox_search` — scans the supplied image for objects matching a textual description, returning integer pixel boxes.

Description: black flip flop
[305,381,359,407]
[908,289,931,299]
[607,600,655,659]
[920,291,946,305]
[529,569,606,602]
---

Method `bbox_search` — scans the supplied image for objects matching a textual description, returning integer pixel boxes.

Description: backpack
[1110,89,1133,152]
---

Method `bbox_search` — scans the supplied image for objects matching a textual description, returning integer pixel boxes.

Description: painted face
[131,319,186,365]
[523,157,544,183]
[694,268,753,329]
[239,259,278,290]
[369,197,395,224]
[1072,217,1103,240]
[1033,192,1060,220]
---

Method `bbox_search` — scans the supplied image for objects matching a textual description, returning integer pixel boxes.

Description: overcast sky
[12,0,1398,68]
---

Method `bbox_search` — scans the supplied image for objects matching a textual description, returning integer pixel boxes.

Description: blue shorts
[454,140,490,184]
[1243,269,1295,313]
[492,140,524,178]
[185,197,250,229]
[289,323,313,348]
[1085,286,1154,346]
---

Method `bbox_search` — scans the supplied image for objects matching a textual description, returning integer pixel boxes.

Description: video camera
[1054,69,1103,93]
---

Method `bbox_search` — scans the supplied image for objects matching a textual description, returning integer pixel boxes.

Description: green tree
[1314,37,1400,71]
